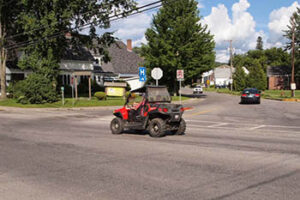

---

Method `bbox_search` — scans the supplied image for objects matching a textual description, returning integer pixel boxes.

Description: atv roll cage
[126,85,171,105]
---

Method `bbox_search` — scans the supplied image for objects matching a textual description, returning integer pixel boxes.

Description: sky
[97,0,299,62]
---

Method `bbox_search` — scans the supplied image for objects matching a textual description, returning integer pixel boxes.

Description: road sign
[177,70,184,80]
[291,83,296,90]
[139,67,147,82]
[151,68,163,80]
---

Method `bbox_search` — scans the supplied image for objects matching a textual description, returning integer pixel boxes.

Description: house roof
[267,66,291,77]
[99,41,144,75]
[63,46,94,61]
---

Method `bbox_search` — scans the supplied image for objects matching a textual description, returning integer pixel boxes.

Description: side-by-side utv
[110,86,187,137]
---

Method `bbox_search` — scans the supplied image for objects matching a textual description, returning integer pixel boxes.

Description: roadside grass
[204,88,300,100]
[262,90,300,99]
[0,96,189,108]
[204,88,241,95]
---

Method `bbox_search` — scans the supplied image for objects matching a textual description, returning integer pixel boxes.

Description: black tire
[173,119,186,135]
[257,100,261,104]
[148,118,166,137]
[110,117,124,134]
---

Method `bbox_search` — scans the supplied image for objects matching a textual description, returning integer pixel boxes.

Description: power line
[5,0,162,40]
[5,2,163,50]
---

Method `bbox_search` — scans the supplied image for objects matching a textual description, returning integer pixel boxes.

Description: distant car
[193,85,203,94]
[241,88,261,104]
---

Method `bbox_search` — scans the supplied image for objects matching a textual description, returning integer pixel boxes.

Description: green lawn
[204,88,300,99]
[0,96,190,108]
[262,90,300,99]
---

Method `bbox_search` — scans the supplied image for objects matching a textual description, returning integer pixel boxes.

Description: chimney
[127,39,132,51]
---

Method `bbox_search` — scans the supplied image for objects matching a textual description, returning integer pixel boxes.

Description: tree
[246,60,267,90]
[141,0,215,93]
[132,46,142,56]
[256,36,263,50]
[233,65,246,91]
[0,0,23,99]
[14,0,136,103]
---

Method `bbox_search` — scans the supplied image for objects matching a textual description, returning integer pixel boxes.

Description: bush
[11,73,58,104]
[94,92,106,100]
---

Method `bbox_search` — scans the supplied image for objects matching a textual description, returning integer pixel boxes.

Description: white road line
[186,119,300,130]
[188,124,300,134]
[185,119,219,124]
[249,125,266,130]
[265,124,300,129]
[208,123,228,128]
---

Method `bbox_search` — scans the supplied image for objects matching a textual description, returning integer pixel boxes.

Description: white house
[202,65,249,88]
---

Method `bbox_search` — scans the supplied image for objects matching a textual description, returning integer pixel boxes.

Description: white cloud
[202,0,263,62]
[267,1,299,47]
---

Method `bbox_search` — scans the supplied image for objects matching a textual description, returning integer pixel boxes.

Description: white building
[202,65,249,88]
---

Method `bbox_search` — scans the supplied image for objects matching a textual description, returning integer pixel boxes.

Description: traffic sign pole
[176,70,184,105]
[179,79,182,104]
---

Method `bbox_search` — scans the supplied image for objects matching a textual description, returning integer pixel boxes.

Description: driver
[127,93,145,121]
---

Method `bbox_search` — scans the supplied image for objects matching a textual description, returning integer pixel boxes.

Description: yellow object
[106,87,125,97]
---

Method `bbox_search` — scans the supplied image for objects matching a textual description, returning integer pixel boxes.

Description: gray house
[2,38,143,89]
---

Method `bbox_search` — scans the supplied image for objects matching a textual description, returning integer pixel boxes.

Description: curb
[263,97,300,102]
[282,98,300,102]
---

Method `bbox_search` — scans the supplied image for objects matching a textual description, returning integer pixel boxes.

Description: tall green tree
[0,0,23,99]
[246,60,267,90]
[141,0,215,93]
[233,65,246,91]
[256,36,263,50]
[15,0,136,103]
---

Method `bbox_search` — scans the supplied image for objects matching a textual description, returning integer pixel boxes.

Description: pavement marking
[188,124,300,134]
[186,110,213,116]
[208,123,228,128]
[249,125,266,130]
[187,125,300,134]
[265,124,300,129]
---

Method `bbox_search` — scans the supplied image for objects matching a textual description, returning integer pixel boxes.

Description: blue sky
[98,0,299,62]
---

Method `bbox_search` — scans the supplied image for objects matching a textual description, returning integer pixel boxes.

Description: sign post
[61,86,65,106]
[71,76,74,107]
[151,68,163,86]
[177,70,184,104]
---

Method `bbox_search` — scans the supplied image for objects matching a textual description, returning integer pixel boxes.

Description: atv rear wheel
[110,117,124,134]
[148,118,166,137]
[173,119,186,135]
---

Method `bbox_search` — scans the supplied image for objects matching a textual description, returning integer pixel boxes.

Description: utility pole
[226,40,234,91]
[291,16,296,97]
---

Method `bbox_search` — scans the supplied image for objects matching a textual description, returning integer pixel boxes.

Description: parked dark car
[241,88,261,104]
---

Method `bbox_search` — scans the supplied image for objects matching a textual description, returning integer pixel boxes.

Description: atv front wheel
[173,119,186,135]
[110,117,124,134]
[148,118,166,137]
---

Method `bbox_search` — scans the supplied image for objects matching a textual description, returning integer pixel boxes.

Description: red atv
[110,86,187,137]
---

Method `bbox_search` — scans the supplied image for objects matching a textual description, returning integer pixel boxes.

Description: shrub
[11,73,58,104]
[94,92,106,100]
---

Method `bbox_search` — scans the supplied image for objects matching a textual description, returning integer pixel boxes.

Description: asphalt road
[0,92,299,200]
